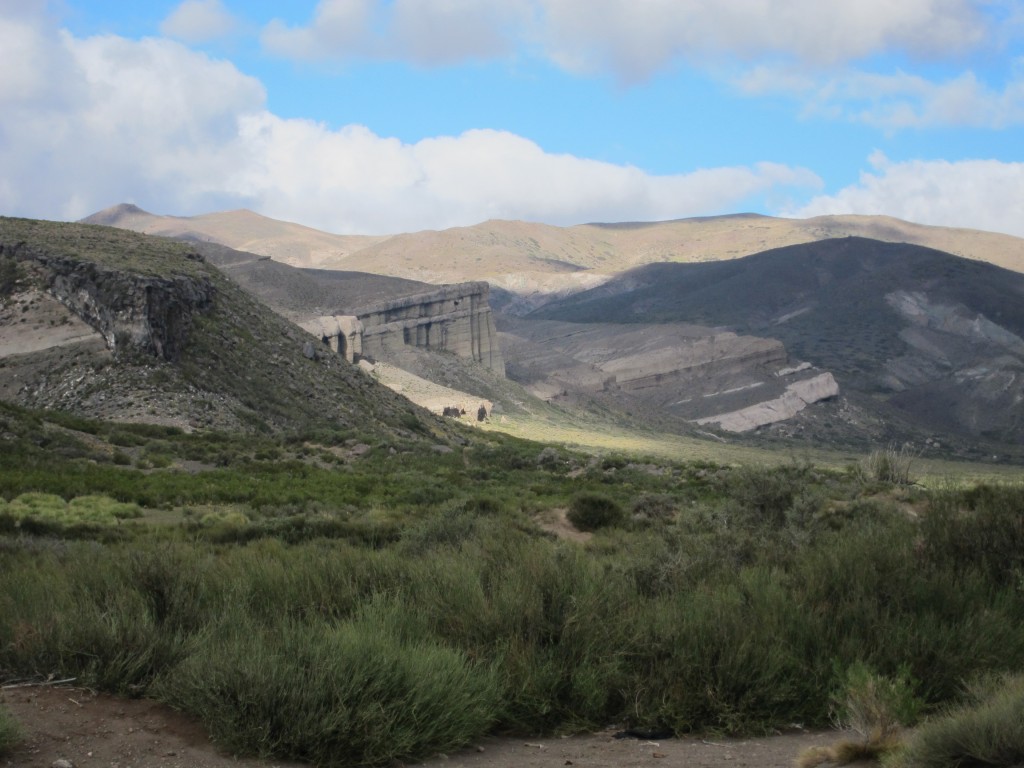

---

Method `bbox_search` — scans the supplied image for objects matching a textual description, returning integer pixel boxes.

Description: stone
[695,373,840,432]
[304,282,504,374]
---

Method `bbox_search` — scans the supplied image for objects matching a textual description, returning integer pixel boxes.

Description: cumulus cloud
[791,153,1024,238]
[389,0,534,65]
[230,118,822,232]
[260,0,991,78]
[0,7,820,233]
[0,6,265,221]
[160,0,238,43]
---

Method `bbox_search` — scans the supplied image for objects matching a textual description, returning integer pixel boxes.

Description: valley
[78,204,1024,463]
[2,213,1024,768]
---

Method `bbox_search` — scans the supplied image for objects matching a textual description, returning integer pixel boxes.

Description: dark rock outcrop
[3,244,214,362]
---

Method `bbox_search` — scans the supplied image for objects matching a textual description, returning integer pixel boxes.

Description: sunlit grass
[481,412,1023,482]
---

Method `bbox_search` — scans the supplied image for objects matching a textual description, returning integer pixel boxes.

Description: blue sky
[2,0,1023,236]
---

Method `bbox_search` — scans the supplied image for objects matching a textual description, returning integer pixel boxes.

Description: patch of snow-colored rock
[694,373,839,432]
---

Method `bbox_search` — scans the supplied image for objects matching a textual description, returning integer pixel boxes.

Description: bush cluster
[2,407,1023,767]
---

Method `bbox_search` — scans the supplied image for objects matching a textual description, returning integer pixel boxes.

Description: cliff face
[1,216,447,436]
[2,243,214,362]
[307,282,505,375]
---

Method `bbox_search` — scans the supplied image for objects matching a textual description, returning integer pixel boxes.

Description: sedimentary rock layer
[309,282,505,374]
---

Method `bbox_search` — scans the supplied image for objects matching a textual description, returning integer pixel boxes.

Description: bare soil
[2,685,855,768]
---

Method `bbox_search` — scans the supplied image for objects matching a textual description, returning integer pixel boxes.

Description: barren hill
[82,204,389,269]
[82,206,1024,308]
[530,237,1024,455]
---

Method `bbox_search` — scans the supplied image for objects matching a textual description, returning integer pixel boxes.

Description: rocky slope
[530,237,1024,455]
[0,217,439,437]
[80,205,1024,454]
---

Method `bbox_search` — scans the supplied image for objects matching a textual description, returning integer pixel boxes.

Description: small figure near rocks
[477,404,487,422]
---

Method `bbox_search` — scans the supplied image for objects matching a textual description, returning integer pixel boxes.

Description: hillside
[529,237,1024,454]
[82,206,1024,309]
[0,217,438,437]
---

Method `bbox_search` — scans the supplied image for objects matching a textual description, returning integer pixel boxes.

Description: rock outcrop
[695,372,839,432]
[2,243,214,361]
[305,282,505,375]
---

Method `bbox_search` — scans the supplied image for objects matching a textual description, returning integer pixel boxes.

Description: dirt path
[2,685,850,768]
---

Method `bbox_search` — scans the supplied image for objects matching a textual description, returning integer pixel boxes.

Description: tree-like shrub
[567,493,625,531]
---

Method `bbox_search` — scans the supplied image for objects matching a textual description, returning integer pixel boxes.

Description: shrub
[894,673,1024,768]
[797,662,922,767]
[154,610,500,767]
[630,493,677,526]
[856,443,917,485]
[920,484,1024,584]
[5,493,141,526]
[0,702,21,757]
[567,493,625,531]
[833,661,920,744]
[718,463,812,528]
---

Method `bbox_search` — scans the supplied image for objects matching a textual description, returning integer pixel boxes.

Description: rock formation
[1,243,213,362]
[304,282,505,375]
[695,372,839,432]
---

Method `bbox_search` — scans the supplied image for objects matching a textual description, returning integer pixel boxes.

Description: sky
[1,0,1023,237]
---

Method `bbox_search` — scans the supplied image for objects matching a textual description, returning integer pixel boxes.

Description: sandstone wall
[307,281,505,375]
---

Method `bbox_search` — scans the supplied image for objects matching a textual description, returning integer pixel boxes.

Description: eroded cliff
[306,282,505,375]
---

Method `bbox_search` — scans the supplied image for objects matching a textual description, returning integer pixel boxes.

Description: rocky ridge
[0,217,441,437]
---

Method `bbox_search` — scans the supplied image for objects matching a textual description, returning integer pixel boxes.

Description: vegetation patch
[1,404,1023,767]
[0,702,20,757]
[894,673,1024,768]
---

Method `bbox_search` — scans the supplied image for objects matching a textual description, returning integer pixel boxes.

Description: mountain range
[7,204,1023,462]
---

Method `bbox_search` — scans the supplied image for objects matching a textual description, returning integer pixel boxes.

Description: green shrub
[567,493,625,531]
[856,444,917,485]
[832,661,922,743]
[920,484,1024,584]
[895,673,1024,768]
[5,493,140,526]
[0,702,21,757]
[154,609,500,767]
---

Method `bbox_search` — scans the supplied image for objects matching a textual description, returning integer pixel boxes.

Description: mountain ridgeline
[61,204,1024,458]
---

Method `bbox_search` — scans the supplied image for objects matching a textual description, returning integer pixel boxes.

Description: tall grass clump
[856,443,918,485]
[153,603,500,767]
[0,702,21,757]
[0,541,213,691]
[894,673,1024,768]
[798,662,921,767]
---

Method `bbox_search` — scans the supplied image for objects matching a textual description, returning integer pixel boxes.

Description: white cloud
[160,0,238,44]
[0,7,820,233]
[228,118,822,231]
[262,0,533,64]
[0,7,265,221]
[736,63,1024,129]
[261,0,374,60]
[260,0,991,79]
[791,153,1024,238]
[389,0,533,65]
